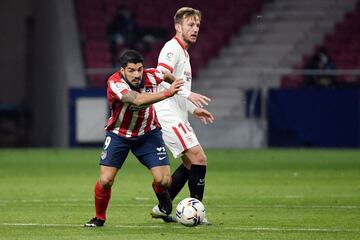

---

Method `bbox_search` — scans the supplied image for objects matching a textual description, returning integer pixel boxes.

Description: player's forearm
[126,90,172,106]
[162,73,176,84]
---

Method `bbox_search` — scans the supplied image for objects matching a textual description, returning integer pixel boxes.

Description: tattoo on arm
[122,91,138,104]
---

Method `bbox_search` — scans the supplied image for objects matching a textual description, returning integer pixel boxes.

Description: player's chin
[189,38,197,44]
[130,81,140,88]
[189,35,198,42]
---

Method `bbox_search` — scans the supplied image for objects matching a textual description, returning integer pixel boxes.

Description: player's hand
[163,73,176,84]
[193,108,214,124]
[169,79,184,96]
[188,92,211,108]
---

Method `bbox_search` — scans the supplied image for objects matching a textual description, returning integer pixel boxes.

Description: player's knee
[99,176,114,189]
[194,152,207,165]
[153,174,171,188]
[186,147,207,165]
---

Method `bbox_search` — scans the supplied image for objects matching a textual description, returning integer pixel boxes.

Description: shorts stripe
[172,127,187,151]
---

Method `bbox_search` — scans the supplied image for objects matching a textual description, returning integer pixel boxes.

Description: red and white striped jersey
[105,68,164,138]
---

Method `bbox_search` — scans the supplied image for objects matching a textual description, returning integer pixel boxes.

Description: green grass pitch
[0,148,359,239]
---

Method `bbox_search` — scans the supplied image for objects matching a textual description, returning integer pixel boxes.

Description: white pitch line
[1,223,360,233]
[214,205,360,209]
[0,223,81,228]
[1,200,359,210]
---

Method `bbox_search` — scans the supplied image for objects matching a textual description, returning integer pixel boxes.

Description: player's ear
[175,23,182,33]
[120,67,125,75]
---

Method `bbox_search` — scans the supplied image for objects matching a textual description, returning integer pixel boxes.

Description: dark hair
[119,49,144,68]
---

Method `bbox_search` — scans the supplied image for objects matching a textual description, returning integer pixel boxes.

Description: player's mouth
[131,78,141,85]
[190,34,198,40]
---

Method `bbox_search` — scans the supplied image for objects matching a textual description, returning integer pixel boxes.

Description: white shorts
[159,117,199,159]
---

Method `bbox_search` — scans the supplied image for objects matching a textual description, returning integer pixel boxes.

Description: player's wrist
[163,89,173,97]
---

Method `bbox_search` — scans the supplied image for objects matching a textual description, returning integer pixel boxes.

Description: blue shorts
[99,129,170,169]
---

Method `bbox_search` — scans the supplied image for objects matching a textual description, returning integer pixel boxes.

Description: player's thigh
[99,131,131,169]
[132,129,170,169]
[160,119,199,158]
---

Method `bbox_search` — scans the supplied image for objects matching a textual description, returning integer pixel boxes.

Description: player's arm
[162,72,176,84]
[192,108,215,125]
[157,66,211,107]
[186,100,214,124]
[187,92,211,108]
[122,79,184,106]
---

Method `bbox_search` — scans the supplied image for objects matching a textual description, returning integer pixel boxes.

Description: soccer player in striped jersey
[151,7,214,224]
[84,50,184,227]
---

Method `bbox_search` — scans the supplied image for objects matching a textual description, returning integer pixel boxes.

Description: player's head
[119,50,144,89]
[174,7,201,47]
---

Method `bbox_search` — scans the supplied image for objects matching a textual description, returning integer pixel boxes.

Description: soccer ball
[175,197,206,226]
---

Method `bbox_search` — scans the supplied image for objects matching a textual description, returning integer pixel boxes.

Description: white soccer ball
[175,197,206,226]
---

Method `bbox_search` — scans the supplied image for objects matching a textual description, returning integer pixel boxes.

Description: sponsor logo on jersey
[101,150,107,160]
[184,71,192,82]
[115,82,123,89]
[156,147,166,152]
[129,105,147,111]
[165,52,174,61]
[156,146,167,160]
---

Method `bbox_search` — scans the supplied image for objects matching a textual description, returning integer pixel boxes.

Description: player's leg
[132,129,174,221]
[182,144,210,225]
[85,166,118,227]
[85,132,130,227]
[162,121,209,224]
[167,156,191,200]
[150,165,173,216]
[160,119,205,200]
[167,145,207,201]
[182,144,207,201]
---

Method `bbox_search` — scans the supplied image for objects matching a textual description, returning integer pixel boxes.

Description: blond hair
[174,7,201,24]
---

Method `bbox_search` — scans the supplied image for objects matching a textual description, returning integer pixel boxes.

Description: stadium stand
[74,0,264,87]
[73,0,359,148]
[194,0,358,119]
[281,0,360,88]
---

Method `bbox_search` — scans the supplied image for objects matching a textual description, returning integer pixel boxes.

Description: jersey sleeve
[157,42,178,74]
[144,68,163,84]
[177,85,191,98]
[109,80,130,100]
[143,68,164,91]
[157,40,191,98]
[186,99,197,114]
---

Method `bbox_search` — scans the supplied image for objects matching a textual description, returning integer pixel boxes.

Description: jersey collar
[174,36,186,50]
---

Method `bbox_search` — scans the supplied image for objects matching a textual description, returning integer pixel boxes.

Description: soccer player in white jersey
[151,7,214,224]
[84,50,184,227]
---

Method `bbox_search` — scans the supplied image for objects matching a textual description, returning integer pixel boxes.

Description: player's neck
[174,35,189,50]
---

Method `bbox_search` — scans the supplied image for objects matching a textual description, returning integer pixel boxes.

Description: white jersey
[154,37,200,158]
[155,37,194,122]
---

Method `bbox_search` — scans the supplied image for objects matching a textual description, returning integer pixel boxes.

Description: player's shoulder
[107,72,129,90]
[108,72,122,82]
[144,68,156,77]
[162,38,182,52]
[144,68,163,83]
